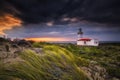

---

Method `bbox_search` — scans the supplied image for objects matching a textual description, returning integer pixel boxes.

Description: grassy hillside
[62,44,120,79]
[0,42,120,80]
[0,45,90,80]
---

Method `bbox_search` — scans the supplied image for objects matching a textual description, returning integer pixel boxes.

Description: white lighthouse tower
[77,28,83,38]
[77,28,99,46]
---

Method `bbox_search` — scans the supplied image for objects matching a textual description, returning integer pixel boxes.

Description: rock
[112,77,120,80]
[81,64,108,80]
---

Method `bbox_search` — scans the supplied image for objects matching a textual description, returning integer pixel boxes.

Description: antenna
[78,28,83,38]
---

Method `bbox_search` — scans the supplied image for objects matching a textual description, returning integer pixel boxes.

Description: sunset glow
[25,37,73,42]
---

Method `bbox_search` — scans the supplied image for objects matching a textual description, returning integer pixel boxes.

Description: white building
[77,28,99,46]
[77,38,99,46]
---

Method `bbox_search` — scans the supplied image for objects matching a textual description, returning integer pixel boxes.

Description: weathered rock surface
[81,64,107,80]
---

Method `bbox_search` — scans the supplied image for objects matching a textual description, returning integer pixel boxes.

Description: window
[84,41,86,44]
[95,41,98,44]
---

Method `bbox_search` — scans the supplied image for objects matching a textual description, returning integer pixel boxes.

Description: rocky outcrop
[81,61,108,80]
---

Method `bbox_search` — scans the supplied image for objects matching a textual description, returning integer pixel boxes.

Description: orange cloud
[0,14,22,35]
[25,37,73,42]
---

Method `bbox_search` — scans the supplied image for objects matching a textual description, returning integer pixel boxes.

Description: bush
[107,67,120,78]
[32,42,51,48]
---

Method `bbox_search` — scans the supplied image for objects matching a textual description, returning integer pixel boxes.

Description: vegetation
[32,42,51,48]
[0,45,90,80]
[0,41,120,80]
[62,44,120,79]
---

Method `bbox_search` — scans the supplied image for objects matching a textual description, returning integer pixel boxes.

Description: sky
[0,0,120,41]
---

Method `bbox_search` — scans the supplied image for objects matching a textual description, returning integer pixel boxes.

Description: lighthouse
[77,28,99,46]
[77,28,83,38]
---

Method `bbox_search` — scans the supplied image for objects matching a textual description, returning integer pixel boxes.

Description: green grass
[1,42,120,79]
[62,44,120,78]
[0,45,90,80]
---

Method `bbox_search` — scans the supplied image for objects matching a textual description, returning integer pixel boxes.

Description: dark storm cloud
[1,0,120,24]
[0,0,19,16]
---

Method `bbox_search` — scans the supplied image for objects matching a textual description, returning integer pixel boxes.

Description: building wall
[77,39,99,46]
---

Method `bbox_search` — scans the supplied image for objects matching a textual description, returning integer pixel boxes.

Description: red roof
[78,38,91,41]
